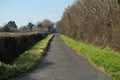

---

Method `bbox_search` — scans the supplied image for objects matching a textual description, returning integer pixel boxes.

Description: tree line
[0,19,56,33]
[57,0,120,51]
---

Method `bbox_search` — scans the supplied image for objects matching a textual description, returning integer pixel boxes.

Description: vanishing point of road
[16,34,112,80]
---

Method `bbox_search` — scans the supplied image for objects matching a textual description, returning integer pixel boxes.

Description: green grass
[61,35,120,80]
[0,35,53,79]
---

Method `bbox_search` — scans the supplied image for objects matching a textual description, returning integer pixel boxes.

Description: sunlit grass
[61,35,120,80]
[0,35,53,79]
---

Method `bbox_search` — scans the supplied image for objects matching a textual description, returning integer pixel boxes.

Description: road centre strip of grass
[61,35,120,80]
[0,35,53,79]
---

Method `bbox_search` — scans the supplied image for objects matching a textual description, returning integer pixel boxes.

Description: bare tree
[57,0,120,51]
[41,19,53,33]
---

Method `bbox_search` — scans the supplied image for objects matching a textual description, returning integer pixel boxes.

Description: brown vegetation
[57,0,120,52]
[0,32,47,63]
[0,19,55,63]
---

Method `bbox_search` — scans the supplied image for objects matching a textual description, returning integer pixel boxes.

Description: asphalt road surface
[16,34,112,80]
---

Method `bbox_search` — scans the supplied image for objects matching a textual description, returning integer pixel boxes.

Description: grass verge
[0,34,53,79]
[61,35,120,80]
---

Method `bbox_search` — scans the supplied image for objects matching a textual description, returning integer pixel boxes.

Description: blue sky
[0,0,74,27]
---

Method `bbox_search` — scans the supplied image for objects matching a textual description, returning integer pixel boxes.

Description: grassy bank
[0,35,53,79]
[61,35,120,80]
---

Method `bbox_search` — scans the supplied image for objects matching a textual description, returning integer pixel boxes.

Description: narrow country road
[15,34,112,80]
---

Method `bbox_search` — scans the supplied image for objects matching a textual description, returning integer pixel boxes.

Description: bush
[0,32,47,63]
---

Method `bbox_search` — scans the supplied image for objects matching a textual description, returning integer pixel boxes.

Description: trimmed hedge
[0,35,53,80]
[0,33,47,63]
